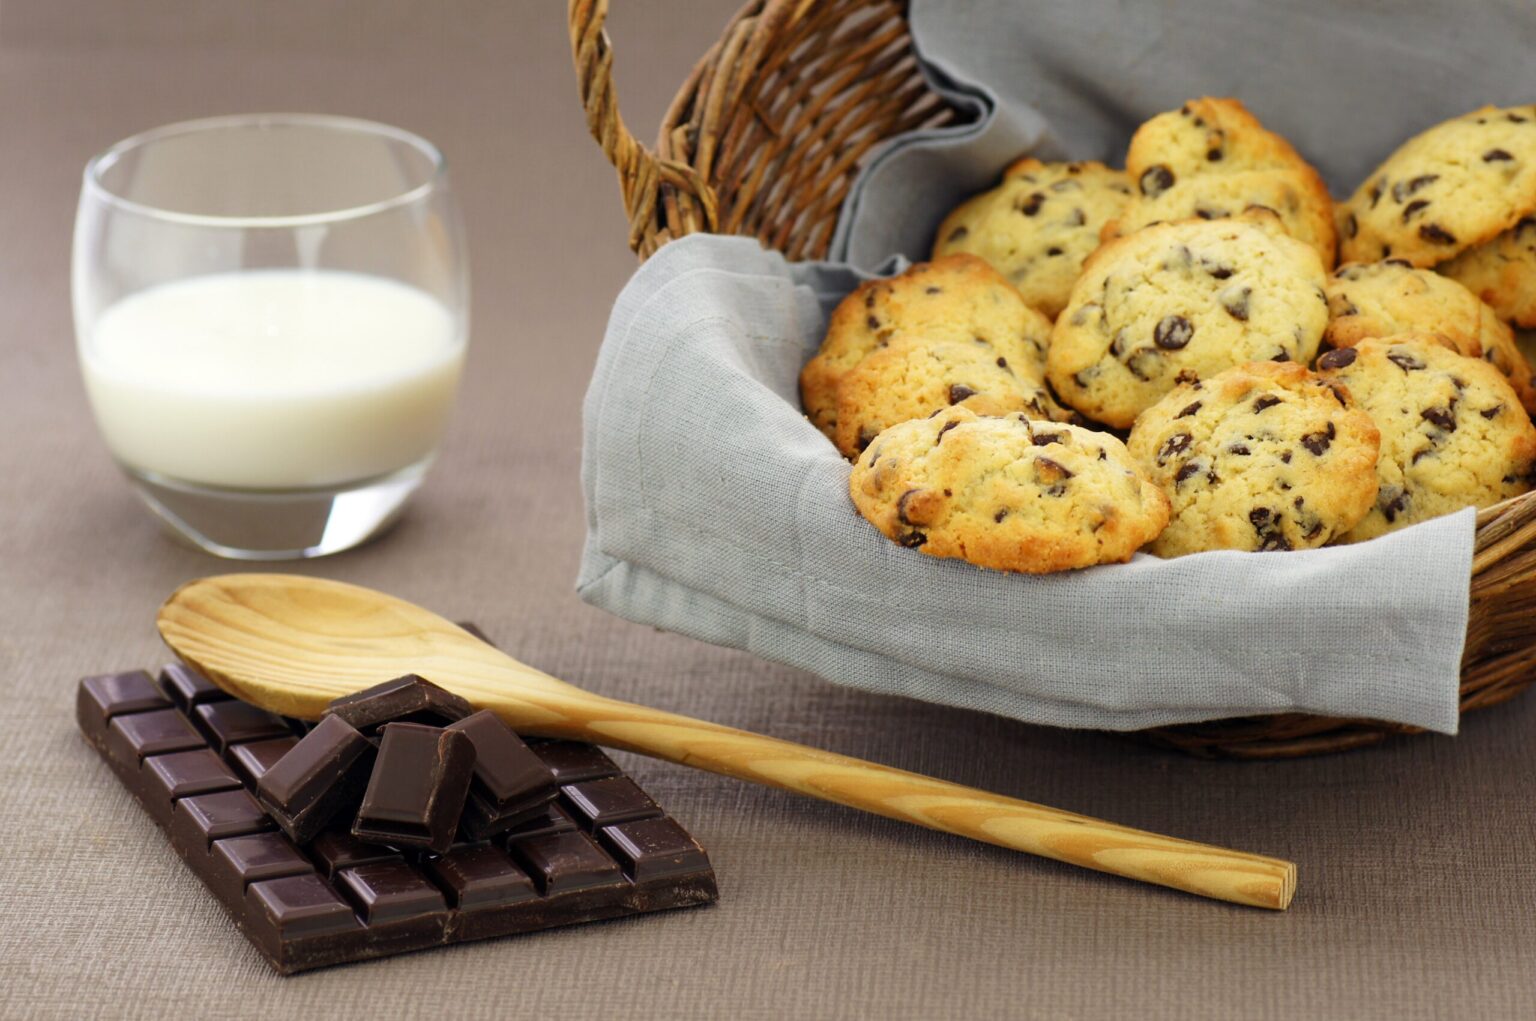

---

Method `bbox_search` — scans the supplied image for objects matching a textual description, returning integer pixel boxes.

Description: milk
[79,270,465,490]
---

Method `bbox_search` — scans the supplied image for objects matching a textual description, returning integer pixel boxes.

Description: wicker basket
[567,0,1536,757]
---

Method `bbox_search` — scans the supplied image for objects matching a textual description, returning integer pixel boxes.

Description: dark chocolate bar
[352,722,474,854]
[77,654,717,974]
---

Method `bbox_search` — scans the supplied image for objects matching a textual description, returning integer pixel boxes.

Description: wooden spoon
[157,573,1296,910]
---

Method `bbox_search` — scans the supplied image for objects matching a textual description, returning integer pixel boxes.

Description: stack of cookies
[802,98,1536,573]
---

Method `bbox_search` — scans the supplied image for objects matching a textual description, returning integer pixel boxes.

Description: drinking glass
[72,114,469,559]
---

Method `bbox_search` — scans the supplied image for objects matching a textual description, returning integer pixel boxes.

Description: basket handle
[568,0,718,256]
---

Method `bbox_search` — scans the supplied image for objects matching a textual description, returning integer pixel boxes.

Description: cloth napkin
[579,0,1536,734]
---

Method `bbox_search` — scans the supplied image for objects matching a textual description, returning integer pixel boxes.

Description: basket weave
[567,0,1536,757]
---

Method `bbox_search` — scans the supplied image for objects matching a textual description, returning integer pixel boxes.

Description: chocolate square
[530,741,621,783]
[208,832,314,903]
[77,671,169,738]
[159,663,231,712]
[228,736,298,787]
[560,777,663,831]
[509,830,625,896]
[599,817,713,883]
[106,709,205,768]
[335,861,448,926]
[141,749,242,823]
[193,700,291,754]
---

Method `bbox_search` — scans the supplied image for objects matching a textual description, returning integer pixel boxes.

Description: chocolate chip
[1482,404,1505,419]
[865,445,883,467]
[996,356,1008,370]
[1109,329,1128,359]
[1326,383,1349,408]
[898,531,927,548]
[1419,223,1457,245]
[1387,351,1425,372]
[948,384,977,405]
[1194,208,1219,220]
[1421,406,1457,431]
[1327,293,1360,318]
[1253,394,1282,413]
[1280,451,1292,463]
[993,509,1008,523]
[946,225,969,242]
[1207,147,1223,161]
[1158,432,1193,464]
[1140,165,1175,197]
[1509,113,1528,123]
[1393,174,1438,201]
[1031,433,1063,446]
[1300,422,1336,455]
[1046,246,1063,256]
[1012,191,1044,216]
[1176,401,1202,419]
[1175,462,1202,485]
[1381,487,1408,522]
[1304,521,1324,541]
[1097,448,1107,461]
[1228,442,1251,455]
[866,315,879,330]
[1344,212,1358,238]
[1401,199,1429,222]
[897,489,923,525]
[1318,347,1357,370]
[1369,180,1383,207]
[1272,351,1291,362]
[1125,348,1162,381]
[1036,457,1073,479]
[925,286,942,294]
[1384,257,1412,267]
[1175,369,1201,386]
[1411,446,1433,464]
[1154,315,1194,350]
[1223,287,1252,322]
[1207,264,1234,280]
[1249,506,1272,528]
[856,427,877,452]
[1067,208,1086,226]
[935,420,959,444]
[1484,148,1515,162]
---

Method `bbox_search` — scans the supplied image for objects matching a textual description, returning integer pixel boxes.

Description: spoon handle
[479,686,1295,910]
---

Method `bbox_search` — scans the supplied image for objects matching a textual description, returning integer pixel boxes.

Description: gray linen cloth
[579,0,1535,735]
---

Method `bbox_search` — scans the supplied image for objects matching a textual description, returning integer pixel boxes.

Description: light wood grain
[157,573,1297,910]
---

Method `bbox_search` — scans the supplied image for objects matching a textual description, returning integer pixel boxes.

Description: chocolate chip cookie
[1438,216,1536,328]
[831,336,1062,458]
[1337,105,1536,267]
[801,254,1055,446]
[1324,259,1536,412]
[1126,361,1379,557]
[932,159,1134,319]
[1046,211,1330,429]
[1313,334,1536,541]
[848,407,1170,573]
[1107,98,1336,267]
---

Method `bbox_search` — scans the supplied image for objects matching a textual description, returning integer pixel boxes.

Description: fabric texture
[578,0,1536,736]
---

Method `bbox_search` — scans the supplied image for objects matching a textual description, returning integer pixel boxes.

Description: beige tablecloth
[1,3,1533,1018]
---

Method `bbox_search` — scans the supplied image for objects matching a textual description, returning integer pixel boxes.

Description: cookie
[1438,216,1536,328]
[849,407,1169,573]
[932,159,1134,320]
[1323,259,1536,412]
[1126,361,1379,557]
[801,254,1055,443]
[1313,335,1536,541]
[1107,98,1336,267]
[831,337,1062,458]
[1046,212,1330,429]
[1337,105,1536,267]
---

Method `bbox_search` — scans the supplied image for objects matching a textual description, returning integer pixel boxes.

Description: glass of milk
[72,114,468,559]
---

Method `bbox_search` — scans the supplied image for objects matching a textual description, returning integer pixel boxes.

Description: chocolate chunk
[324,675,474,735]
[1174,462,1202,485]
[445,712,558,840]
[898,531,927,548]
[256,715,376,845]
[1419,223,1458,245]
[1252,394,1282,413]
[1484,148,1515,162]
[1300,422,1336,455]
[1158,433,1193,463]
[1176,401,1202,419]
[993,509,1008,523]
[1401,199,1429,222]
[1222,287,1251,321]
[352,723,476,854]
[1139,164,1175,197]
[1153,315,1193,350]
[1421,406,1457,432]
[1280,451,1292,464]
[1207,264,1234,280]
[1318,347,1357,370]
[1228,443,1251,456]
[1387,351,1425,372]
[1393,174,1438,201]
[1017,192,1045,216]
[948,383,977,405]
[1031,432,1063,446]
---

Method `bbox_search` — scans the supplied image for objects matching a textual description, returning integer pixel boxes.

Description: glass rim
[81,112,448,229]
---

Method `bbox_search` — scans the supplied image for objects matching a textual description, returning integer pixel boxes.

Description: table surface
[3,3,1534,1018]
